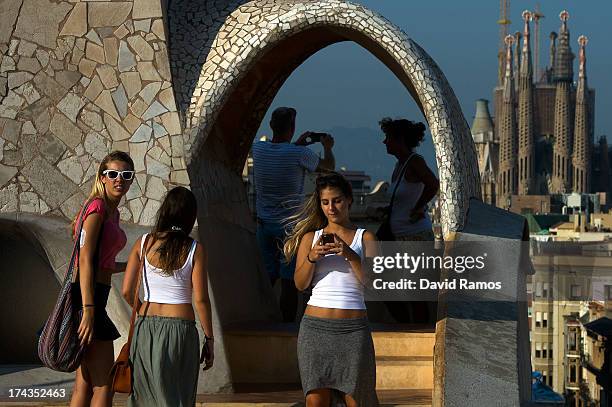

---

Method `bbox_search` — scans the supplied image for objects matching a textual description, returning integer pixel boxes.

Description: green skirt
[128,315,200,407]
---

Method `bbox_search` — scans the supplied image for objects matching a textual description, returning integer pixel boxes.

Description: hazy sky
[256,1,611,183]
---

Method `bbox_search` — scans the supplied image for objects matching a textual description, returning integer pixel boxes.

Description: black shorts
[72,282,120,341]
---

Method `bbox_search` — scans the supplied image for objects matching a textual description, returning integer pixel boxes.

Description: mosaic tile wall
[1,0,480,232]
[0,0,186,225]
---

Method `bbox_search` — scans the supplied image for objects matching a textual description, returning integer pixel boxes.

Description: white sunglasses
[102,169,135,181]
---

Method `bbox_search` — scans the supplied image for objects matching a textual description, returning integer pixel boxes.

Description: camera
[320,233,335,245]
[304,132,329,145]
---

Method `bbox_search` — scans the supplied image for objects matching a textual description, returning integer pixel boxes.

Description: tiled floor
[0,389,432,406]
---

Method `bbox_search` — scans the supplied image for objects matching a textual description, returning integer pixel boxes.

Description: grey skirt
[297,315,379,406]
[128,315,200,407]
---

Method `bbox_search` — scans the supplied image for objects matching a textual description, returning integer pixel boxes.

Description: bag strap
[70,199,104,284]
[126,234,152,351]
[388,152,416,217]
[66,199,94,285]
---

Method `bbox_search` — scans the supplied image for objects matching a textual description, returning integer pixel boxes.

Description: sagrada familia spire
[572,35,590,193]
[497,35,518,208]
[473,9,597,209]
[518,11,535,195]
[551,10,574,193]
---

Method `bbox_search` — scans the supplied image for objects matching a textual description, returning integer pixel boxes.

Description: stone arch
[182,0,481,235]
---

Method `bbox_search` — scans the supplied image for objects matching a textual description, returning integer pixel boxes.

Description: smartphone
[320,233,335,245]
[304,132,328,145]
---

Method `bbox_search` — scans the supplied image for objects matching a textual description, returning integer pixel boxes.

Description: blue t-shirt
[252,141,319,222]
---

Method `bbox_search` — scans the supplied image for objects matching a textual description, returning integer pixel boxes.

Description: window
[549,375,553,386]
[543,283,550,299]
[570,285,581,299]
[568,327,578,352]
[536,312,542,328]
[536,282,543,297]
[606,285,612,300]
[542,343,548,359]
[569,363,577,384]
[542,312,548,328]
[549,343,553,359]
[542,370,548,385]
[535,342,542,358]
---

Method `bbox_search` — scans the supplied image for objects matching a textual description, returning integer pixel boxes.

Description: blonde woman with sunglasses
[70,151,135,407]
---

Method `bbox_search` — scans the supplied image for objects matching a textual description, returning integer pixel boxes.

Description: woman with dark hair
[70,151,135,407]
[380,118,440,324]
[380,117,439,241]
[122,186,214,406]
[284,172,379,407]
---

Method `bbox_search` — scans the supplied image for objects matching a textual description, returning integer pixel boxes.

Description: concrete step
[376,356,434,390]
[224,322,435,386]
[372,330,435,358]
[224,327,300,384]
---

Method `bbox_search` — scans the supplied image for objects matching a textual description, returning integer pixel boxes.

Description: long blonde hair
[283,172,353,263]
[71,151,134,236]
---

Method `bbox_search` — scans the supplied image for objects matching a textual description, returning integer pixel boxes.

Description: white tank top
[307,228,366,310]
[141,233,197,304]
[389,156,433,236]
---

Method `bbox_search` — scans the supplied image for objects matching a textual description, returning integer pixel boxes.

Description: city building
[530,238,612,405]
[582,314,612,406]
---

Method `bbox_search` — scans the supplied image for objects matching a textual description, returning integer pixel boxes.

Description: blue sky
[256,1,611,184]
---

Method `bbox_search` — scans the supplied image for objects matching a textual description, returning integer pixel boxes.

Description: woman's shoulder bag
[37,199,101,372]
[110,234,151,394]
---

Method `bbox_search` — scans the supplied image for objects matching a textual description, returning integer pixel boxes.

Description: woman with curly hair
[379,117,439,242]
[380,118,440,324]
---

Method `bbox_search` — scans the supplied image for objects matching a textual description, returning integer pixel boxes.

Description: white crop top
[389,156,432,236]
[140,233,197,304]
[307,228,366,310]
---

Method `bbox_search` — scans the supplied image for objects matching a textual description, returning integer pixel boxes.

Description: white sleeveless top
[389,157,432,236]
[307,228,366,310]
[140,233,197,304]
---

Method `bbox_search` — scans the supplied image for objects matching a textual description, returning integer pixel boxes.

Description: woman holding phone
[284,172,379,407]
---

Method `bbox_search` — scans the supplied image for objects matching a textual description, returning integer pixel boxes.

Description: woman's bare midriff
[138,302,195,320]
[304,305,367,319]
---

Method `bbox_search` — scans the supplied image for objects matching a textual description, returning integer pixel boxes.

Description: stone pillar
[433,199,532,407]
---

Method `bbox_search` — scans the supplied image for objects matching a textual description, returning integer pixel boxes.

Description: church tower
[517,11,535,194]
[471,99,497,205]
[551,10,574,193]
[497,35,518,209]
[572,35,591,193]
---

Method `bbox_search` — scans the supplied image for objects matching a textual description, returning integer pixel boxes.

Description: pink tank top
[76,198,127,270]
